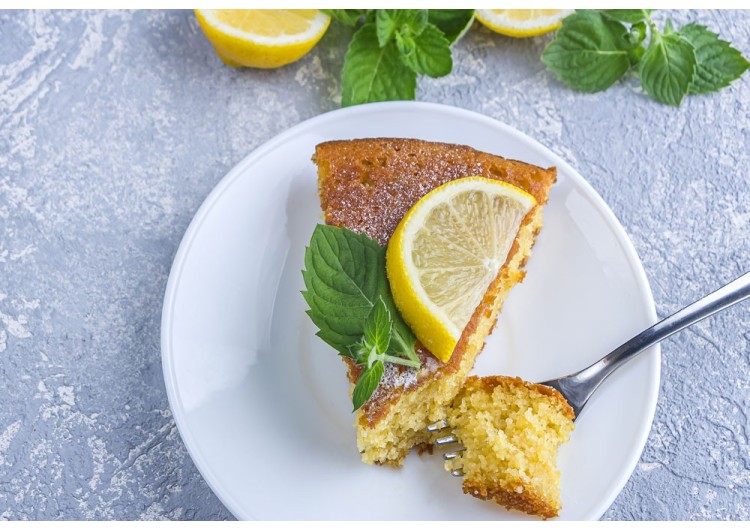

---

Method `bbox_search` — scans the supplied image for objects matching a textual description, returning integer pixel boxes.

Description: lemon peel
[195,9,330,68]
[386,177,536,362]
[476,9,573,38]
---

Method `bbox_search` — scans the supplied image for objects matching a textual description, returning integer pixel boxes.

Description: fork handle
[554,270,750,417]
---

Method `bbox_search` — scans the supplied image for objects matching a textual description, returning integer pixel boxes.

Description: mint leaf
[341,23,416,106]
[639,31,696,106]
[302,224,417,359]
[302,224,382,351]
[599,9,653,24]
[380,288,418,367]
[322,9,368,27]
[352,360,384,411]
[428,10,475,44]
[376,9,428,47]
[364,297,391,358]
[375,10,398,47]
[679,23,750,94]
[542,10,632,93]
[398,23,452,78]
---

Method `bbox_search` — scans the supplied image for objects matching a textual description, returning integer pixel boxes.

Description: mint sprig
[350,297,421,411]
[302,224,420,410]
[376,9,428,47]
[329,9,475,106]
[543,10,749,106]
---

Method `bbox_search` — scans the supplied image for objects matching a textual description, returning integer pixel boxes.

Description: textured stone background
[1,9,749,520]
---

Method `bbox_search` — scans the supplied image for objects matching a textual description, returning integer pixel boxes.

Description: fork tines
[427,419,448,432]
[427,419,465,477]
[435,434,459,445]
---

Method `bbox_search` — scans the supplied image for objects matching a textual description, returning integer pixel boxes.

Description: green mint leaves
[352,359,385,412]
[398,24,452,78]
[680,23,750,94]
[342,23,416,107]
[364,297,392,357]
[639,31,696,106]
[301,225,420,411]
[350,297,420,411]
[541,11,632,93]
[543,10,749,106]
[324,9,746,107]
[376,9,428,47]
[331,9,474,106]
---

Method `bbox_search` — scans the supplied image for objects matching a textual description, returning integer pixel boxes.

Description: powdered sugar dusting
[365,347,445,408]
[378,364,418,393]
[318,139,552,248]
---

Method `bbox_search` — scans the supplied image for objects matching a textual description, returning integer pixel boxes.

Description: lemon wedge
[475,9,573,38]
[195,10,330,68]
[386,177,536,363]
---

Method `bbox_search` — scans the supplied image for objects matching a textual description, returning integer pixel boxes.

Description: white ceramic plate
[161,102,660,520]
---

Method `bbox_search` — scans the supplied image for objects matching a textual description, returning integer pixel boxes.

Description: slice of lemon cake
[446,376,575,519]
[312,138,557,466]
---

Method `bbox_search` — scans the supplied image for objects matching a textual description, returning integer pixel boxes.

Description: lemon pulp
[195,9,330,68]
[475,9,573,38]
[386,177,536,362]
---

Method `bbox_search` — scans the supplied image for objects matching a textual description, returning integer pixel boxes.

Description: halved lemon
[386,177,536,363]
[475,9,573,38]
[195,10,330,68]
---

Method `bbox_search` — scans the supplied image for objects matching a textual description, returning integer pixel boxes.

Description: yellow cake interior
[353,209,543,465]
[446,375,575,519]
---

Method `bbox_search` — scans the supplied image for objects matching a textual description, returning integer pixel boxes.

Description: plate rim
[160,100,661,520]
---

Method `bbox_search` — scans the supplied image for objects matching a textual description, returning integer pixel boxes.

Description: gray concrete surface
[1,9,749,520]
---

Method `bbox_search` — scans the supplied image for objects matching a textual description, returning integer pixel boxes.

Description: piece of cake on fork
[445,375,575,519]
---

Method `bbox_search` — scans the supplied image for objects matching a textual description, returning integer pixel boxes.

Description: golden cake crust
[458,375,575,423]
[315,138,555,247]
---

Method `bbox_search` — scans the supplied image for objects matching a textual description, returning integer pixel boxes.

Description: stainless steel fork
[430,270,750,476]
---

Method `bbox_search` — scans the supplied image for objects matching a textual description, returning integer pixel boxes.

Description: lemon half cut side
[195,10,331,68]
[476,9,573,38]
[386,177,536,363]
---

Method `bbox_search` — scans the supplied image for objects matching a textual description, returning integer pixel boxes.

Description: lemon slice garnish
[386,177,536,362]
[195,10,330,68]
[475,9,573,38]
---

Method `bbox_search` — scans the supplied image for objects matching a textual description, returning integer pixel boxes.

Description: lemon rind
[197,9,330,46]
[387,177,536,362]
[476,9,573,37]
